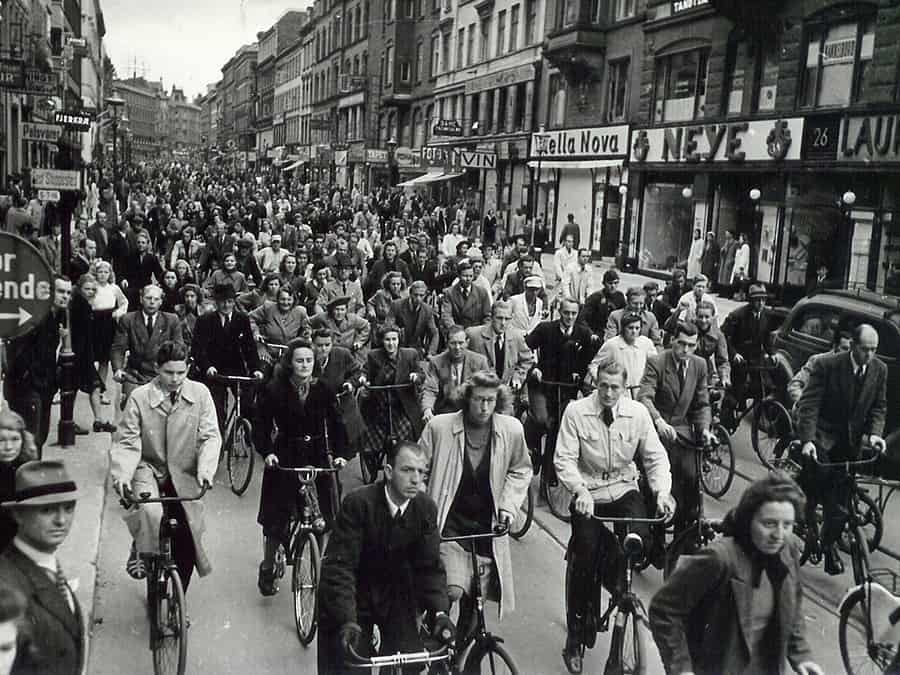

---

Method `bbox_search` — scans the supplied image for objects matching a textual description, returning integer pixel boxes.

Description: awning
[397,170,464,186]
[526,159,624,170]
[282,159,306,171]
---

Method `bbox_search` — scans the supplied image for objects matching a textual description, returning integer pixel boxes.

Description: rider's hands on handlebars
[432,612,456,646]
[655,418,677,442]
[422,409,434,423]
[206,366,218,377]
[113,369,125,383]
[530,368,542,383]
[574,488,594,516]
[870,435,888,454]
[701,428,717,447]
[801,441,817,461]
[333,457,348,469]
[409,373,419,384]
[339,622,363,657]
[656,493,676,521]
[253,370,264,380]
[265,454,280,468]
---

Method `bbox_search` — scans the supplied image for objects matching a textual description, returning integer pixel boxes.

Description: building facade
[220,43,258,166]
[168,87,201,154]
[113,77,161,160]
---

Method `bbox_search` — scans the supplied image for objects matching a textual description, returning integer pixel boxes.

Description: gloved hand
[339,622,363,658]
[432,612,456,646]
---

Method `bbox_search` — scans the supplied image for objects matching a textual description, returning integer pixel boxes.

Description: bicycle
[210,374,259,496]
[269,461,340,646]
[357,376,417,484]
[699,386,735,499]
[441,524,519,674]
[347,642,451,674]
[508,382,533,541]
[565,513,667,675]
[119,483,210,675]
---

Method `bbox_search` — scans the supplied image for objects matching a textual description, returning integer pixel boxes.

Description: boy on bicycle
[556,357,674,675]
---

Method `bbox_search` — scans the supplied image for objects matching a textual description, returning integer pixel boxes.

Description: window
[354,55,360,75]
[416,41,423,82]
[510,5,519,50]
[525,0,536,44]
[385,45,394,84]
[606,59,629,122]
[442,31,451,73]
[467,23,475,66]
[405,0,414,17]
[496,11,506,57]
[723,39,749,115]
[561,0,577,28]
[481,17,491,62]
[801,16,874,107]
[612,0,635,21]
[415,0,422,16]
[755,39,780,112]
[431,35,440,76]
[653,48,709,122]
[400,62,411,81]
[457,28,465,70]
[791,306,841,343]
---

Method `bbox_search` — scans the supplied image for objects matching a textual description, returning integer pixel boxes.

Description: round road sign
[0,232,54,340]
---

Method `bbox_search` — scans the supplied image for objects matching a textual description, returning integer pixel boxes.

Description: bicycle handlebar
[263,341,290,352]
[807,450,881,469]
[586,514,668,525]
[271,464,340,484]
[345,643,450,668]
[441,522,510,543]
[208,374,260,384]
[121,483,210,507]
[360,381,415,391]
[537,378,582,388]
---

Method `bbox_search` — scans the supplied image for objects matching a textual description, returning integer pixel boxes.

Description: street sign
[53,111,92,131]
[31,168,81,191]
[22,68,58,96]
[37,190,60,202]
[22,122,63,143]
[0,233,54,340]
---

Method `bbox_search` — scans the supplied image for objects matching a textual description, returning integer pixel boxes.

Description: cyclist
[556,358,674,674]
[418,370,532,620]
[190,283,264,433]
[311,328,366,452]
[390,280,440,359]
[421,325,489,421]
[524,297,600,477]
[440,261,492,333]
[587,311,656,396]
[693,300,731,388]
[508,275,546,335]
[798,323,888,575]
[786,328,851,406]
[318,441,454,675]
[310,296,371,366]
[721,283,775,416]
[111,341,219,588]
[580,269,626,336]
[465,300,534,408]
[254,338,350,596]
[604,285,662,346]
[638,321,715,551]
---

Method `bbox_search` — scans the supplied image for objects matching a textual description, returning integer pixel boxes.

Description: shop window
[606,59,629,122]
[800,16,875,108]
[497,87,508,133]
[639,183,694,271]
[653,48,709,122]
[881,216,900,297]
[548,72,566,129]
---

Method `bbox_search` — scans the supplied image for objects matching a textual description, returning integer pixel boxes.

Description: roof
[805,288,900,314]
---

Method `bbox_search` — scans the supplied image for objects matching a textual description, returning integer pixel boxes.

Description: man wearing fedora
[0,460,84,675]
[721,283,777,415]
[190,283,263,433]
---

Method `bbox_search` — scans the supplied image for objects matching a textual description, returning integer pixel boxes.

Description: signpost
[22,122,63,143]
[53,111,92,132]
[0,233,54,341]
[37,190,61,202]
[31,168,81,191]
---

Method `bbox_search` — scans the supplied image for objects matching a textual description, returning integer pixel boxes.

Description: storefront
[527,124,630,256]
[348,142,366,192]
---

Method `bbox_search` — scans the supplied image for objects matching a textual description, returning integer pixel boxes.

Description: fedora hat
[3,461,80,507]
[748,284,767,299]
[212,283,236,301]
[327,296,351,311]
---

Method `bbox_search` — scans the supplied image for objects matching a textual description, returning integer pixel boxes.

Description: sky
[102,0,308,100]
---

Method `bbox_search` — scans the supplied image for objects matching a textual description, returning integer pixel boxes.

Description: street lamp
[842,190,857,207]
[105,90,125,192]
[681,186,693,200]
[531,125,551,249]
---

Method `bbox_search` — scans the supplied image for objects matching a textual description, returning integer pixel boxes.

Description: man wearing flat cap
[0,460,84,675]
[191,283,263,433]
[310,295,371,366]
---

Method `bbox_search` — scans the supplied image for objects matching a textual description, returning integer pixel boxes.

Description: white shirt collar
[143,312,155,324]
[13,537,58,574]
[850,353,866,374]
[384,485,409,517]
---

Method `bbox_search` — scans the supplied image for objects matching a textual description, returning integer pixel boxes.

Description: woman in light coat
[418,371,533,619]
[687,228,705,279]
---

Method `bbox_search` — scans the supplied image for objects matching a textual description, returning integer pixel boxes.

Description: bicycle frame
[272,464,340,545]
[211,374,258,439]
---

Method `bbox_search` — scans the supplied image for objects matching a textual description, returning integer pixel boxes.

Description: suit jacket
[365,257,411,298]
[650,537,812,675]
[200,233,234,270]
[106,228,138,281]
[316,345,365,447]
[123,250,164,290]
[796,351,887,453]
[465,324,533,386]
[86,222,109,259]
[638,350,711,434]
[318,279,365,315]
[721,304,774,361]
[318,483,448,631]
[580,289,626,335]
[526,320,598,383]
[390,297,439,357]
[422,349,489,414]
[191,311,261,377]
[440,283,491,332]
[508,293,544,335]
[110,310,184,377]
[0,546,84,675]
[38,235,61,272]
[362,348,425,436]
[4,309,63,393]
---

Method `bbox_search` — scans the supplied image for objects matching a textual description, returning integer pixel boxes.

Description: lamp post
[531,125,551,249]
[841,190,857,288]
[386,135,398,187]
[105,90,125,195]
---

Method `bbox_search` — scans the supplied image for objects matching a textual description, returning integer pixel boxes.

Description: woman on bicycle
[366,271,407,339]
[359,324,424,478]
[254,338,353,597]
[249,287,311,369]
[650,472,824,675]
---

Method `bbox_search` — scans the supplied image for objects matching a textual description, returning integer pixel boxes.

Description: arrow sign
[0,307,32,326]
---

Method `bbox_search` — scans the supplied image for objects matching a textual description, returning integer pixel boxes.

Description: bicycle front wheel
[700,424,735,499]
[839,489,884,556]
[750,399,792,469]
[509,483,533,540]
[227,417,255,496]
[462,640,519,675]
[605,607,646,675]
[839,585,896,674]
[292,531,321,646]
[152,566,187,675]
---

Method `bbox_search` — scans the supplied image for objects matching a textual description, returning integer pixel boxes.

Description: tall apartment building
[197,82,219,148]
[168,87,201,153]
[274,34,305,163]
[113,77,162,159]
[221,43,258,165]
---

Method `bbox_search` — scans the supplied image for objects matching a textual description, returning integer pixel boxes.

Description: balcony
[543,22,606,81]
[708,0,781,34]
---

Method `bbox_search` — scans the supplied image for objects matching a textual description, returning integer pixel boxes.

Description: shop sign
[837,114,900,162]
[366,149,388,164]
[465,64,535,96]
[335,150,348,167]
[421,146,497,170]
[531,125,629,160]
[433,119,463,137]
[348,143,366,162]
[53,111,92,131]
[22,69,57,96]
[31,169,81,191]
[672,0,708,12]
[22,123,63,143]
[273,113,285,125]
[801,113,841,162]
[0,60,24,89]
[631,117,804,164]
[394,146,418,167]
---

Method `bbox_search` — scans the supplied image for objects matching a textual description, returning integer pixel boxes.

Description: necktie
[342,282,347,295]
[602,407,614,427]
[462,288,468,302]
[55,565,73,613]
[223,315,230,331]
[678,361,687,388]
[170,390,178,406]
[146,315,153,336]
[495,335,504,379]
[856,366,865,396]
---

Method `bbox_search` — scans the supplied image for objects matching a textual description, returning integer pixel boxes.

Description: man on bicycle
[721,283,775,419]
[524,297,599,478]
[798,323,888,575]
[693,300,731,388]
[111,341,220,588]
[418,370,532,621]
[638,321,715,550]
[190,283,264,433]
[556,358,675,674]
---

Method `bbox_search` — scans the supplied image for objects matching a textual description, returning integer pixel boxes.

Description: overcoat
[362,348,425,436]
[422,349,489,414]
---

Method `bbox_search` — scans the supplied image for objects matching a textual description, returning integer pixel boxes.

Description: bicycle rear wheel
[700,424,735,499]
[292,531,320,646]
[227,417,255,496]
[510,483,533,540]
[605,607,646,675]
[839,585,896,675]
[750,399,792,469]
[839,489,883,556]
[152,566,187,675]
[462,640,519,675]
